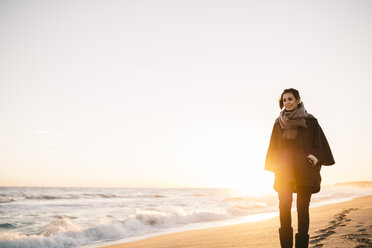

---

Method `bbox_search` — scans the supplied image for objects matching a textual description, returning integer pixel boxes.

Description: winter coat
[265,114,335,193]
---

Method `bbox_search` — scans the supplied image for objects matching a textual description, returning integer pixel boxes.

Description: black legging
[278,187,312,235]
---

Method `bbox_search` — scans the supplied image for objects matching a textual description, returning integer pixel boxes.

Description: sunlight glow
[203,135,274,196]
[207,168,274,197]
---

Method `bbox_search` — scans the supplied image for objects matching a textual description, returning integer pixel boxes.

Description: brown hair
[279,88,301,109]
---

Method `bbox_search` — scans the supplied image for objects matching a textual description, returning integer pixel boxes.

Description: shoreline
[97,195,372,248]
[81,210,280,248]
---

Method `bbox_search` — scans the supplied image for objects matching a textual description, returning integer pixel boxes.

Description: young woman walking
[265,88,335,248]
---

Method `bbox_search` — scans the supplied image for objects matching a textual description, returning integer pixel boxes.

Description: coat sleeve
[311,119,335,166]
[265,122,280,172]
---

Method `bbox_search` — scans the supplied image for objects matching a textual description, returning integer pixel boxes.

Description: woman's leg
[278,189,293,248]
[279,189,293,230]
[296,187,312,235]
[295,187,312,248]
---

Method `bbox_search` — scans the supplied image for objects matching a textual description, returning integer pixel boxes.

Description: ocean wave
[23,195,80,200]
[0,209,236,248]
[132,192,167,198]
[26,195,61,200]
[134,208,230,227]
[82,193,118,198]
[98,194,118,198]
[23,194,119,200]
[54,215,78,220]
[0,197,15,203]
[0,223,16,229]
[21,192,166,201]
[2,186,370,248]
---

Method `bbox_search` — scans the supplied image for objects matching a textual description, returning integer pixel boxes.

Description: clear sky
[0,0,371,194]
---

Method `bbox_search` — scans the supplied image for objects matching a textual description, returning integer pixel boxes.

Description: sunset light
[1,1,372,247]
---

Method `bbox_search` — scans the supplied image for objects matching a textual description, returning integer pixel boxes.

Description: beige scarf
[278,102,308,140]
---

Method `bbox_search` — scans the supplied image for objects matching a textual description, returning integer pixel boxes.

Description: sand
[101,195,372,248]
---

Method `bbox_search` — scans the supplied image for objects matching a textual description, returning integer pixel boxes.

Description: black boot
[295,233,309,248]
[279,227,293,248]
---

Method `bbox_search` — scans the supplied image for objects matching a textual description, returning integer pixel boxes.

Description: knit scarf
[278,102,308,140]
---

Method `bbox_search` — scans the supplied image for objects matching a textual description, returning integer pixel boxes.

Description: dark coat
[265,114,335,193]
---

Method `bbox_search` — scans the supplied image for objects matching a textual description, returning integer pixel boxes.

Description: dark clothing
[265,114,335,193]
[278,187,312,235]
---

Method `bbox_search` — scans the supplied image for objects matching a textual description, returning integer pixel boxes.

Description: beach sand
[101,195,372,248]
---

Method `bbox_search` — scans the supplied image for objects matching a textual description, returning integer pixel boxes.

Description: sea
[1,186,371,248]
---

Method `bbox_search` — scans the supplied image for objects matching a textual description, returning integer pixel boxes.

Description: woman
[265,88,335,248]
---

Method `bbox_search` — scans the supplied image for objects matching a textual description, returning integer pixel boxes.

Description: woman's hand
[307,154,318,166]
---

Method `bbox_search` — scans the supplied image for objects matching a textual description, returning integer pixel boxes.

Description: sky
[0,0,371,194]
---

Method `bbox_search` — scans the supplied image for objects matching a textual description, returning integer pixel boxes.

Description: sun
[200,128,274,196]
[206,163,274,197]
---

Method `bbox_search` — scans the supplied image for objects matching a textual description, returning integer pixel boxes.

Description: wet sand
[101,195,372,248]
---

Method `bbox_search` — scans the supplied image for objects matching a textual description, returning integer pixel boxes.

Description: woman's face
[282,92,300,111]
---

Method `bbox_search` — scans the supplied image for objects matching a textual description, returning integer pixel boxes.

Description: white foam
[1,186,371,248]
[0,197,15,203]
[0,209,237,248]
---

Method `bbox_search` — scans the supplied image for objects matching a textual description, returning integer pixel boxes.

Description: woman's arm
[310,118,335,166]
[265,122,280,172]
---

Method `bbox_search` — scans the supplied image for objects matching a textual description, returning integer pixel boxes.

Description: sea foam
[0,209,236,248]
[1,186,371,248]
